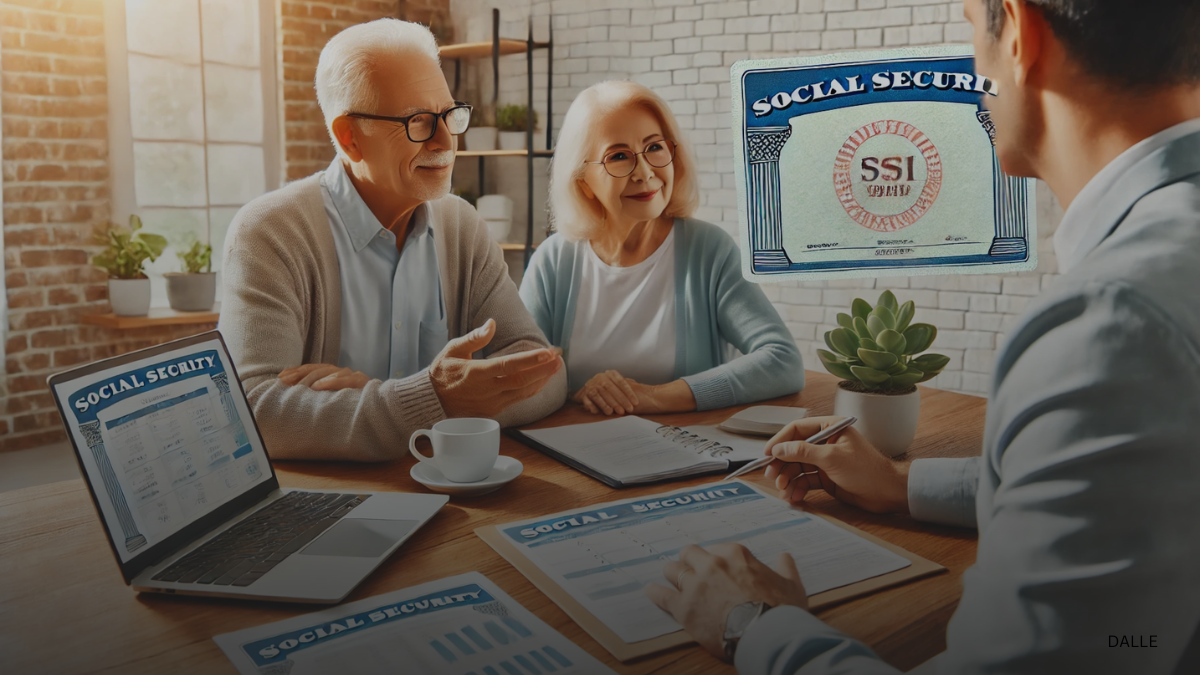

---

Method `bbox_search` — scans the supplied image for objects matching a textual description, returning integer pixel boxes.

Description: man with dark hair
[647,1,1200,672]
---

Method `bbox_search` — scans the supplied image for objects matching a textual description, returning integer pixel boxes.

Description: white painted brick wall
[451,0,1065,397]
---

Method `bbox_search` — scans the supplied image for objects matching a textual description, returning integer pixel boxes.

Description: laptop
[48,330,448,604]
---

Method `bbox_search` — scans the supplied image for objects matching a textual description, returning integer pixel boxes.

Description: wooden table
[0,372,985,674]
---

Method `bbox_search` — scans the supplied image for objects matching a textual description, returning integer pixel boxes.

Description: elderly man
[648,0,1200,673]
[219,19,565,461]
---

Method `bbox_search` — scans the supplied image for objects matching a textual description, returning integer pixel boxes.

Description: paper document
[214,572,616,675]
[495,481,911,644]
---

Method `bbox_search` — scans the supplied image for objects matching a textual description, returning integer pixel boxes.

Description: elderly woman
[520,81,804,416]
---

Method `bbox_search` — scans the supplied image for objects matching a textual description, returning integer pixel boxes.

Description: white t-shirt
[566,229,677,392]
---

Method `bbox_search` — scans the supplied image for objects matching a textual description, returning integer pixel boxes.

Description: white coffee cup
[408,418,500,483]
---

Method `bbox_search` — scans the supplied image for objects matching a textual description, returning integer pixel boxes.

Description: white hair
[315,19,441,158]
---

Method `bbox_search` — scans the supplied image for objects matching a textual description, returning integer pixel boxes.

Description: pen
[723,416,858,481]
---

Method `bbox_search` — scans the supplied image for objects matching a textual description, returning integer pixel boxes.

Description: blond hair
[549,81,698,241]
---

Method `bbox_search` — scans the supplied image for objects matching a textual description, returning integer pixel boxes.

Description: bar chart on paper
[215,573,617,675]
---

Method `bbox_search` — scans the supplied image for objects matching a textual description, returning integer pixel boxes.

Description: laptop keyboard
[151,491,371,588]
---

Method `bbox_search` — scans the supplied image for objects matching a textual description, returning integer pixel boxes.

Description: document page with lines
[497,481,910,644]
[215,572,616,675]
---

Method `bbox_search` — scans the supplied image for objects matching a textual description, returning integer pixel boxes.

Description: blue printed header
[502,482,759,545]
[68,350,223,423]
[243,584,494,666]
[742,56,989,127]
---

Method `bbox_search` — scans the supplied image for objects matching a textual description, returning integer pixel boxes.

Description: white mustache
[416,152,454,168]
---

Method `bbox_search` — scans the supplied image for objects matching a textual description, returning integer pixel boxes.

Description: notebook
[510,416,768,488]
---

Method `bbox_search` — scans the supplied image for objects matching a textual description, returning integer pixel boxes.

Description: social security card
[730,46,1036,281]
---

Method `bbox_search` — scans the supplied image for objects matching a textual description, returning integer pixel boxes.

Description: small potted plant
[165,237,215,312]
[818,290,950,457]
[464,105,496,151]
[91,215,167,316]
[496,103,538,151]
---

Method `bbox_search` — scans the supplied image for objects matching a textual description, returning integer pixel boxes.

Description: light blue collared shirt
[319,159,447,382]
[737,124,1200,674]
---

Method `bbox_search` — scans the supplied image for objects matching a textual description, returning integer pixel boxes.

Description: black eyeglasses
[346,102,473,143]
[584,140,676,178]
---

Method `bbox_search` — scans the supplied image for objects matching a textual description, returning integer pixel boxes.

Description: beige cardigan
[218,174,566,461]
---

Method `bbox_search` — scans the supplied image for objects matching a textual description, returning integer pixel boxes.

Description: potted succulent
[91,215,167,316]
[818,291,950,457]
[165,237,215,312]
[464,105,496,152]
[496,103,538,151]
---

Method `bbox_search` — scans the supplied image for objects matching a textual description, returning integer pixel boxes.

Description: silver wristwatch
[722,601,769,661]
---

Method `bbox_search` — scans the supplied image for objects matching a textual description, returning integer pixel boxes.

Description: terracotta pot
[108,278,151,316]
[165,272,216,312]
[832,381,920,457]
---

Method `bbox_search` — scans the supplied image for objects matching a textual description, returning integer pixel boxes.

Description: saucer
[410,456,523,497]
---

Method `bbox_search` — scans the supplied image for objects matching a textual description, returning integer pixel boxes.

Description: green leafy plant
[817,290,951,391]
[91,215,168,280]
[177,238,212,274]
[496,103,538,132]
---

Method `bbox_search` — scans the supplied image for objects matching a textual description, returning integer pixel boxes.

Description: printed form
[499,482,910,644]
[215,572,616,675]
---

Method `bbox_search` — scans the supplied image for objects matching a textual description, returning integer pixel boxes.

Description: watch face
[725,601,761,639]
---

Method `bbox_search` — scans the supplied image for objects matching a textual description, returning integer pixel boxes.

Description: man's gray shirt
[738,125,1200,674]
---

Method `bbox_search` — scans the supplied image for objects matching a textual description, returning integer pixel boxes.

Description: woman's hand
[279,364,372,391]
[572,370,639,415]
[573,374,698,415]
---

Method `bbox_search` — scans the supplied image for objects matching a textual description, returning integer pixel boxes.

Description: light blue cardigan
[518,218,804,410]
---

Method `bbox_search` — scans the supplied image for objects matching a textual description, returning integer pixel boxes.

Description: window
[105,0,280,307]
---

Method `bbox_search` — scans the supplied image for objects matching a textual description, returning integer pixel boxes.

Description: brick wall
[280,0,454,182]
[0,0,216,451]
[451,0,1067,397]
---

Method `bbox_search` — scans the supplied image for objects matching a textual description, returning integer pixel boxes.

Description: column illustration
[746,126,794,270]
[978,111,1029,259]
[80,420,147,553]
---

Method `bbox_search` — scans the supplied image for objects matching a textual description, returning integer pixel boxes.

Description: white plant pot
[485,219,512,242]
[165,272,217,312]
[108,278,151,316]
[464,126,496,152]
[476,194,513,221]
[832,381,921,457]
[498,131,527,151]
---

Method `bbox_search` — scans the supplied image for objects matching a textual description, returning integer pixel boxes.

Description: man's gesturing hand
[644,544,808,660]
[763,416,910,514]
[429,318,562,418]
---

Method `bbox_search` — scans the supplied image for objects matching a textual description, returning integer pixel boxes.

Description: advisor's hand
[430,318,562,418]
[279,364,371,391]
[572,370,639,415]
[644,544,807,660]
[764,416,910,514]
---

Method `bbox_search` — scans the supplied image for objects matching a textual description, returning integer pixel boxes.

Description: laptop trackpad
[299,519,419,558]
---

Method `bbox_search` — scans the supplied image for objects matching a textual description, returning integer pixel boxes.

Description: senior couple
[222,0,1200,671]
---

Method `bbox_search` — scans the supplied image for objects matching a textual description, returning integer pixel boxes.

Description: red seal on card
[832,120,942,233]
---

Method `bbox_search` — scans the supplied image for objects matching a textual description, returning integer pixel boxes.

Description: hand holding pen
[732,416,912,514]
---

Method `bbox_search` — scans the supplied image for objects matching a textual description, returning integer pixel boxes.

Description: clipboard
[476,481,945,662]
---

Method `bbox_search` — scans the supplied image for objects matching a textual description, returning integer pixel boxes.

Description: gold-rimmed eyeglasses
[346,102,472,143]
[584,140,676,178]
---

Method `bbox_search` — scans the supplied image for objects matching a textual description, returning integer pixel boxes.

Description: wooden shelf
[457,149,554,157]
[82,304,220,330]
[499,242,540,251]
[439,39,530,60]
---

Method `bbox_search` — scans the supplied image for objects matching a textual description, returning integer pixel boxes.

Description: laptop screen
[52,335,273,564]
